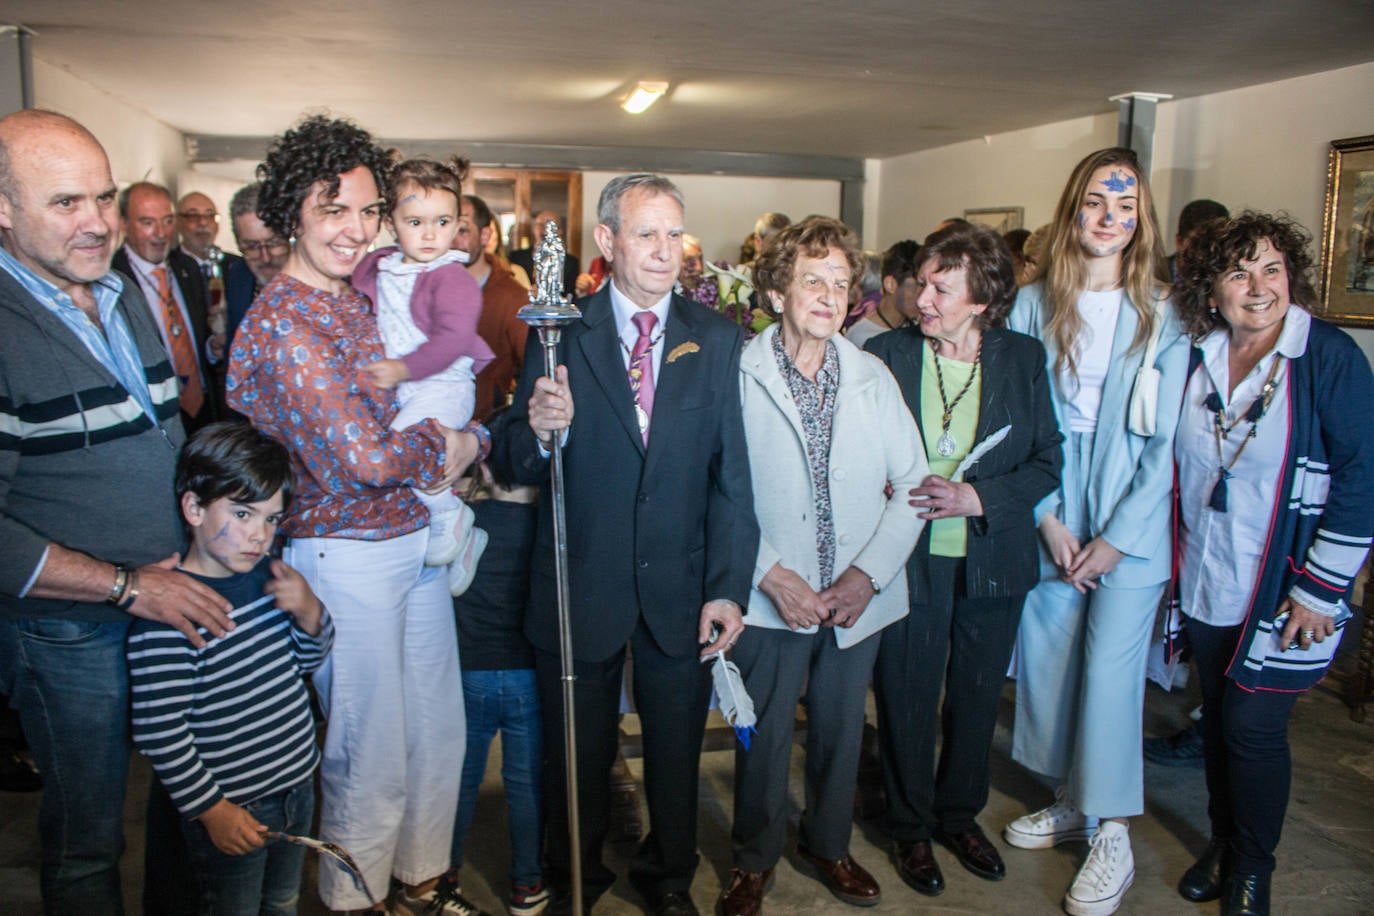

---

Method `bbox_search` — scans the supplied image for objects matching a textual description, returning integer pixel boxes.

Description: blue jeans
[451,668,543,886]
[180,780,315,916]
[0,617,131,916]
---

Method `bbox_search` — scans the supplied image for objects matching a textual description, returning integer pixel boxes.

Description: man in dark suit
[112,181,216,431]
[494,175,758,916]
[510,209,580,296]
[224,182,289,350]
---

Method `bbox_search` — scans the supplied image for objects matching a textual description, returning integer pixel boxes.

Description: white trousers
[285,529,465,909]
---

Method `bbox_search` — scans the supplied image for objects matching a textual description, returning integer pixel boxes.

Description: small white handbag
[1127,298,1167,437]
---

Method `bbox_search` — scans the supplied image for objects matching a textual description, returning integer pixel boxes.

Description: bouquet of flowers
[703,261,775,340]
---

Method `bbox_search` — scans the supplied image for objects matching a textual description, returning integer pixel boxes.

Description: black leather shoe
[651,890,699,916]
[937,826,1006,881]
[1178,837,1229,902]
[893,840,944,897]
[1221,872,1270,916]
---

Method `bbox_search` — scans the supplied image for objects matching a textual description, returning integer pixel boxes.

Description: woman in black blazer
[865,222,1063,898]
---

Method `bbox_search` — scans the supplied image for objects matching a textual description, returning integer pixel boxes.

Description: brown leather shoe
[717,867,773,916]
[937,826,1006,881]
[796,845,881,907]
[893,840,944,897]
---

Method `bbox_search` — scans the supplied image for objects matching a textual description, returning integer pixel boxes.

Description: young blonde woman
[1003,147,1188,916]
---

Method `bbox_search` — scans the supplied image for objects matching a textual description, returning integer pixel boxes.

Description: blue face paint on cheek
[1122,217,1137,232]
[1078,211,1087,228]
[210,521,231,543]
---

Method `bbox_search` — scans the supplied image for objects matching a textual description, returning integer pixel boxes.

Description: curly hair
[255,115,392,239]
[386,156,469,216]
[920,222,1018,328]
[1174,210,1318,341]
[752,216,863,312]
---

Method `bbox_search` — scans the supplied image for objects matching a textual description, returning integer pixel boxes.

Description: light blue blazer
[1007,281,1189,589]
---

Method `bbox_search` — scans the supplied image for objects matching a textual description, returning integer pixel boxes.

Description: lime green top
[920,350,981,557]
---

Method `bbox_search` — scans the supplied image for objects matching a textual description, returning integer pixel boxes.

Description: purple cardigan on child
[353,247,495,381]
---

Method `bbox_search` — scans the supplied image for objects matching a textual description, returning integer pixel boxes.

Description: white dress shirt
[609,280,672,379]
[1175,306,1309,627]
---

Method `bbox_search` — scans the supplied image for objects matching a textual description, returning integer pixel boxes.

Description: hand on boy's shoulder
[266,559,324,637]
[128,553,235,650]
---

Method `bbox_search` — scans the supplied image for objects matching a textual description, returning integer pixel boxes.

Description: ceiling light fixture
[621,81,669,114]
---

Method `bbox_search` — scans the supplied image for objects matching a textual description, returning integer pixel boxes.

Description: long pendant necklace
[930,336,982,458]
[1203,354,1284,512]
[620,327,666,433]
[876,303,902,330]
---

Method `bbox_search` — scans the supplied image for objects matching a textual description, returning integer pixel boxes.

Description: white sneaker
[1063,820,1134,916]
[425,506,465,566]
[1004,785,1097,849]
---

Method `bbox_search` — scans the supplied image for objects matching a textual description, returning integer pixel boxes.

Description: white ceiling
[13,0,1374,160]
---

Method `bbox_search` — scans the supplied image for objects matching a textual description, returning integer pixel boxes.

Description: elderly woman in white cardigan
[717,217,927,916]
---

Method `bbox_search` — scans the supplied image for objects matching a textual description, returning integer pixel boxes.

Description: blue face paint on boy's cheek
[210,522,230,543]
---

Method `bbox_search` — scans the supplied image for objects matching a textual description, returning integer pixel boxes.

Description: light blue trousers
[1011,431,1166,818]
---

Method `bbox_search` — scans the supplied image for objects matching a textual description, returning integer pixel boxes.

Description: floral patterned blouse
[771,331,840,588]
[227,274,480,541]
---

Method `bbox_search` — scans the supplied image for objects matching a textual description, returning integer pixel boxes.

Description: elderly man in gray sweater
[0,109,232,916]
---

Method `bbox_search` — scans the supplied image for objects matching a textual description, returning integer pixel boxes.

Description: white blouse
[1175,306,1310,627]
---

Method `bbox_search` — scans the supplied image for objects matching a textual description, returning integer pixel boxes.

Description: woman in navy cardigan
[866,222,1062,898]
[1167,212,1374,916]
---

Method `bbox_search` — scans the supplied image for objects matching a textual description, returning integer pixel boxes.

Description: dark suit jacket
[492,287,759,662]
[223,256,259,351]
[509,247,580,297]
[865,325,1063,599]
[112,246,216,425]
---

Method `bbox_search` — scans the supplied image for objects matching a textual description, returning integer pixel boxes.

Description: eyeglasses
[178,210,219,223]
[239,239,290,256]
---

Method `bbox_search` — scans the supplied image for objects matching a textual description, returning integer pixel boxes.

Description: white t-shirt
[1058,288,1123,433]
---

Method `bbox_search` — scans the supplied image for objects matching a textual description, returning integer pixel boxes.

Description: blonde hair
[1041,147,1168,379]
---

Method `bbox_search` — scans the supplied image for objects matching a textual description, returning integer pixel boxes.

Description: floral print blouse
[228,274,477,541]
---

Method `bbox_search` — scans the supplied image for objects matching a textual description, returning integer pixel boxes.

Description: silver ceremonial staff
[517,221,584,916]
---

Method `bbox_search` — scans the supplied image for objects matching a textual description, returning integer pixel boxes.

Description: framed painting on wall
[1319,134,1374,327]
[964,207,1024,235]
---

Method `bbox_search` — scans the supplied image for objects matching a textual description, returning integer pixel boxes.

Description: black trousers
[875,556,1025,843]
[535,615,711,905]
[1187,615,1301,876]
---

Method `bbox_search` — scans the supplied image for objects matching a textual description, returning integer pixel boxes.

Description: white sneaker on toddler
[1063,820,1134,916]
[448,503,488,596]
[425,505,465,566]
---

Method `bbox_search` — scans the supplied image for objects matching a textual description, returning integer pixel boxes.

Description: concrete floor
[2,657,1372,916]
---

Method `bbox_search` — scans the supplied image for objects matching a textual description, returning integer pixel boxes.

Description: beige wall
[33,59,185,196]
[578,171,842,267]
[873,61,1374,363]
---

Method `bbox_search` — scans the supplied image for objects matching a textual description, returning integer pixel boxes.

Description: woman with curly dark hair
[1166,212,1374,916]
[226,115,487,915]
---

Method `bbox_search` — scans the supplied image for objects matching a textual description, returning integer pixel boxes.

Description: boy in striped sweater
[128,422,333,915]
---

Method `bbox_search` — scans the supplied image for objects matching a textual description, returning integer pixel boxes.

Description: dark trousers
[730,625,880,871]
[875,557,1025,842]
[535,616,711,905]
[1187,615,1301,876]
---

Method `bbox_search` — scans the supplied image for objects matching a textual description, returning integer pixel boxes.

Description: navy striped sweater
[127,565,333,818]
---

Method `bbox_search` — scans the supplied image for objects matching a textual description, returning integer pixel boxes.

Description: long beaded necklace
[930,336,983,458]
[1202,354,1284,512]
